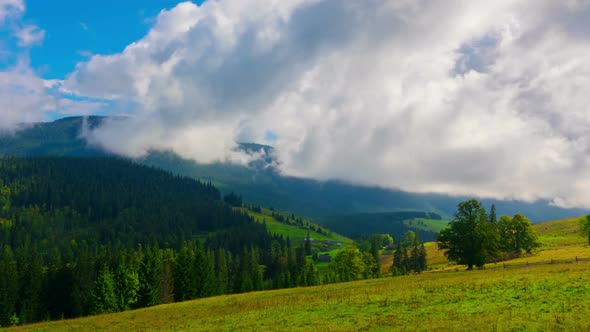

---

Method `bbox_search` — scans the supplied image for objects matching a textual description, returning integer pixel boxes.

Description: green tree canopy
[498,214,538,254]
[333,246,366,282]
[437,200,496,270]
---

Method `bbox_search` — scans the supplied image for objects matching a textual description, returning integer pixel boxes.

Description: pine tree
[115,258,140,311]
[306,263,318,286]
[92,265,118,314]
[17,245,43,324]
[173,245,196,302]
[159,249,175,304]
[214,249,229,295]
[418,243,427,272]
[71,243,95,317]
[0,246,18,326]
[138,244,162,307]
[294,247,307,286]
[489,204,497,223]
[237,249,254,293]
[194,248,215,298]
[369,237,381,277]
[392,243,408,275]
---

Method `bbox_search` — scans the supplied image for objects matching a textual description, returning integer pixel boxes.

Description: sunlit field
[11,217,590,332]
[11,262,590,332]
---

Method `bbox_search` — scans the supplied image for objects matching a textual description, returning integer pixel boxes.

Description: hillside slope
[11,261,590,331]
[0,158,349,326]
[319,211,448,241]
[534,216,588,248]
[424,215,590,271]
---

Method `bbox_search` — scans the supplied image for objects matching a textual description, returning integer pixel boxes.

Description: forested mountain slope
[0,158,328,326]
[0,117,585,222]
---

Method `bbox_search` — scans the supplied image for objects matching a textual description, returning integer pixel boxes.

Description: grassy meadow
[242,207,352,244]
[9,215,590,332]
[403,218,449,233]
[534,216,588,248]
[11,262,590,331]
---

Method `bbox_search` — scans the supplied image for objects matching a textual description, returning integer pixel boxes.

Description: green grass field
[11,262,590,331]
[10,215,590,331]
[403,218,449,233]
[534,216,588,248]
[242,207,352,244]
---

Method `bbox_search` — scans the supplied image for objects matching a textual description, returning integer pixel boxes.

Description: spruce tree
[173,245,196,302]
[489,204,497,223]
[159,249,175,304]
[369,237,381,277]
[193,248,215,298]
[115,258,140,311]
[17,245,43,324]
[418,243,427,272]
[214,249,229,295]
[138,244,162,307]
[392,244,404,275]
[92,265,118,314]
[0,246,18,326]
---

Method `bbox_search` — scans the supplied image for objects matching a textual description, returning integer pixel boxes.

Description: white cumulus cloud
[0,0,105,131]
[15,24,45,46]
[63,0,590,208]
[0,0,23,23]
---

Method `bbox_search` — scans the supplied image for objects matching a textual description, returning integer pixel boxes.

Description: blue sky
[22,0,202,78]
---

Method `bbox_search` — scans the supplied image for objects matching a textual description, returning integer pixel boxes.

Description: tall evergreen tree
[173,245,196,302]
[369,236,381,277]
[392,243,410,275]
[417,243,427,272]
[17,245,43,324]
[71,243,96,317]
[214,249,229,295]
[115,258,140,311]
[489,204,497,223]
[159,249,175,304]
[92,265,118,314]
[194,248,216,298]
[0,246,18,326]
[237,248,254,293]
[138,244,162,307]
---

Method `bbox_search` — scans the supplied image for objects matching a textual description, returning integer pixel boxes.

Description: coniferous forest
[0,157,327,326]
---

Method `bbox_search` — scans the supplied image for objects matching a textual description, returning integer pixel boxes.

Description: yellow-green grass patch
[12,261,590,331]
[534,216,587,248]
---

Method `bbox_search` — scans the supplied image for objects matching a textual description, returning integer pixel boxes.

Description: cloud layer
[60,0,590,207]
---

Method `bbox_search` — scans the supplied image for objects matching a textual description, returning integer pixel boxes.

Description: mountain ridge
[0,116,585,223]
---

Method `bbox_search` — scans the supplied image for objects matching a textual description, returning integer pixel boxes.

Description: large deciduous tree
[437,200,497,270]
[498,214,538,255]
[333,245,366,282]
